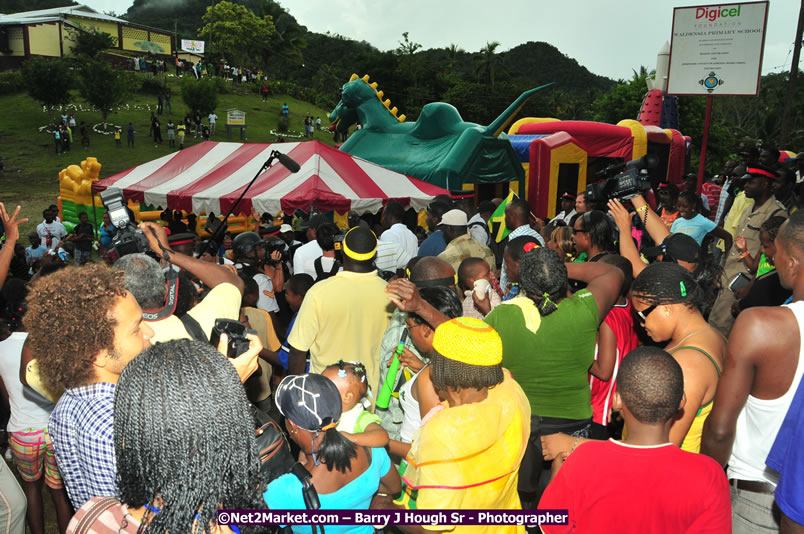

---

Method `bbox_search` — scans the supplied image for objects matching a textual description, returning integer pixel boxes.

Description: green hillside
[0,72,336,239]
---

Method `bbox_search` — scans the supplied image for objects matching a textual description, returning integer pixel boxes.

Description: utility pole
[780,0,804,142]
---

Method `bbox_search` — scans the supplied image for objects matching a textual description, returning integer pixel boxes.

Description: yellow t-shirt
[287,270,393,397]
[148,283,241,344]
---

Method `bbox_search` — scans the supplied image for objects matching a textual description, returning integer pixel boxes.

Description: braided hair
[762,215,787,241]
[325,360,369,398]
[631,262,706,312]
[519,247,567,316]
[430,350,504,393]
[114,340,264,533]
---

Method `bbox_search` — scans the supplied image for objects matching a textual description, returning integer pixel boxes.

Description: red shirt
[540,440,731,534]
[589,302,639,425]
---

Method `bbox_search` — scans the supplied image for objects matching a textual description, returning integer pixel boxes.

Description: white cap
[279,224,293,233]
[441,209,468,226]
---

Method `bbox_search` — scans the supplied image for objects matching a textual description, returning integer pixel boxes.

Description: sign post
[666,1,769,191]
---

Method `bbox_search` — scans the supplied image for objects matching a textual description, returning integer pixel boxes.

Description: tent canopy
[92,140,448,215]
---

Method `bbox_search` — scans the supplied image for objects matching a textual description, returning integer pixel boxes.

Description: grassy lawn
[1,72,336,239]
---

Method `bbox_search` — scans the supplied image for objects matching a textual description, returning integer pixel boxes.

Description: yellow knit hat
[432,317,503,366]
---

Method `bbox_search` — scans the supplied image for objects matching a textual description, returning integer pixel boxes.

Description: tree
[21,56,72,123]
[474,41,504,89]
[181,77,219,116]
[312,64,342,109]
[66,28,115,59]
[198,1,275,66]
[591,72,648,124]
[78,58,130,126]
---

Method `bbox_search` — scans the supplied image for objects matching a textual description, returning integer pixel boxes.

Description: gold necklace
[667,328,708,353]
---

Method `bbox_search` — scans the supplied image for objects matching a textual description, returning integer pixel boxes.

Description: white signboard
[667,2,768,96]
[181,40,205,54]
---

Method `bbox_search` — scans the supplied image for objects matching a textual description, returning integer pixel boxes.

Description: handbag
[253,408,325,534]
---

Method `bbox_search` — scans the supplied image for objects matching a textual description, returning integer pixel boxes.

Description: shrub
[0,71,24,95]
[140,75,166,95]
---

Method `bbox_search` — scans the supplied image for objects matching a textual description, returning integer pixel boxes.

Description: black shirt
[73,222,94,251]
[739,270,792,311]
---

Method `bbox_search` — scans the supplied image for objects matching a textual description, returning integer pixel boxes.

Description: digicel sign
[696,5,742,21]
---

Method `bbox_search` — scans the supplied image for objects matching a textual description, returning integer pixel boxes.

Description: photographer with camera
[115,222,248,353]
[232,231,284,336]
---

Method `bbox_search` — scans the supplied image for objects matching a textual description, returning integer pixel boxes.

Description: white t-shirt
[208,113,217,125]
[381,223,419,260]
[0,333,54,432]
[293,240,324,278]
[36,221,67,250]
[254,273,279,313]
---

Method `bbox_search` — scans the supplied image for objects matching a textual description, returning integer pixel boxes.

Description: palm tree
[474,41,503,89]
[446,43,464,70]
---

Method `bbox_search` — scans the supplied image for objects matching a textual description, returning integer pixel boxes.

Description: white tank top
[728,300,804,484]
[399,366,426,443]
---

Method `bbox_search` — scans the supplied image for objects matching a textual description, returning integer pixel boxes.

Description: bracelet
[636,205,648,212]
[738,251,749,259]
[642,208,649,227]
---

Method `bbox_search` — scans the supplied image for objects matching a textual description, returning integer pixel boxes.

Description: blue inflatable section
[508,134,549,162]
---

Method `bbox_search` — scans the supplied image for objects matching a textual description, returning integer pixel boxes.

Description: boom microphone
[275,151,301,173]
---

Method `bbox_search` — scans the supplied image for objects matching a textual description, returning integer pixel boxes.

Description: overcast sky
[81,0,799,81]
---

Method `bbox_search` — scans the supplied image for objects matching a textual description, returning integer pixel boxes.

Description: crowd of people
[0,145,803,533]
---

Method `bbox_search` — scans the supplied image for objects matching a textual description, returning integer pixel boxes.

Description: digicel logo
[696,5,742,21]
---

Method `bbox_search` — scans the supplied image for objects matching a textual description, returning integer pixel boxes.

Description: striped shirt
[49,383,118,510]
[375,240,411,272]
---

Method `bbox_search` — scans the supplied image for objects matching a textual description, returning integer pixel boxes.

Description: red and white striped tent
[92,140,448,215]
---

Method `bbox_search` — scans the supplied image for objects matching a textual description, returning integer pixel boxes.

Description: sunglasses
[574,228,589,233]
[635,303,658,322]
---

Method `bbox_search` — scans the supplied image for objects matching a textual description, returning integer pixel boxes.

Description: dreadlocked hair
[519,247,567,316]
[631,262,706,312]
[114,340,264,533]
[430,350,503,393]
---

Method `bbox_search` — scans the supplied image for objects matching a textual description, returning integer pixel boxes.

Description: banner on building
[181,40,205,54]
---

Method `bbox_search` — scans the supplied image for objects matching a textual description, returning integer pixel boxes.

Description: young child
[671,191,733,248]
[588,254,639,439]
[322,361,389,448]
[25,232,48,269]
[275,274,315,372]
[114,128,121,147]
[457,257,501,319]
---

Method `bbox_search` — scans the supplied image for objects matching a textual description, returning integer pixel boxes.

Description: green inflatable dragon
[329,74,551,190]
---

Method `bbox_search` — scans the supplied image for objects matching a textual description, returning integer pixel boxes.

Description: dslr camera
[586,154,658,203]
[100,188,150,257]
[209,319,257,359]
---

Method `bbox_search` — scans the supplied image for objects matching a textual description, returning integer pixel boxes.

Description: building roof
[0,4,173,35]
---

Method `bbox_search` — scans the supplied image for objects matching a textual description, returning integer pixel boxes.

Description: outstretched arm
[630,194,670,245]
[565,262,624,325]
[608,199,647,277]
[0,204,28,288]
[140,222,244,295]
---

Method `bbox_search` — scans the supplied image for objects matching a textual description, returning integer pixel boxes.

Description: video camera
[586,154,659,203]
[100,188,150,258]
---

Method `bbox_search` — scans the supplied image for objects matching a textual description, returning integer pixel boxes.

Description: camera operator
[115,222,244,347]
[232,231,284,335]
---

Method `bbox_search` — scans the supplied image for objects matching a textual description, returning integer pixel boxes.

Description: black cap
[167,232,196,246]
[794,152,804,161]
[643,233,700,263]
[560,192,576,200]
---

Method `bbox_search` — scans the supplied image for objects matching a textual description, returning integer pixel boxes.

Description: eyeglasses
[635,303,658,322]
[574,228,588,233]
